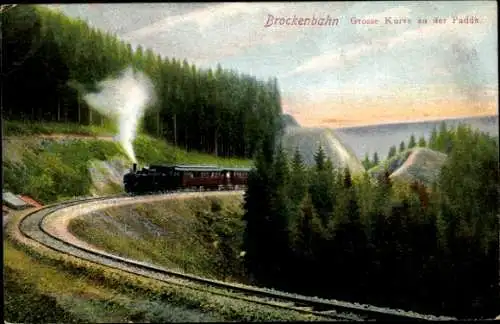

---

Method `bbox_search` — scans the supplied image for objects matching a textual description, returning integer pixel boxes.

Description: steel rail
[18,192,455,321]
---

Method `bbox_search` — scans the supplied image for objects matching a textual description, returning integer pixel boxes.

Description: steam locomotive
[123,163,251,194]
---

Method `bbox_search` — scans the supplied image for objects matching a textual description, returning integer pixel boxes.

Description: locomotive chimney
[132,163,137,173]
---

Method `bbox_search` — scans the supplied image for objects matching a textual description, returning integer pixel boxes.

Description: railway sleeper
[293,306,314,312]
[318,309,339,315]
[271,301,297,308]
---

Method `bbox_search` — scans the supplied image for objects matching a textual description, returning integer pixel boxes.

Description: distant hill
[368,150,413,178]
[281,127,365,174]
[368,147,448,186]
[281,114,300,128]
[389,148,447,185]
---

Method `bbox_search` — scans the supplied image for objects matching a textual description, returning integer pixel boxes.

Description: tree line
[362,121,469,170]
[243,122,499,318]
[2,5,282,158]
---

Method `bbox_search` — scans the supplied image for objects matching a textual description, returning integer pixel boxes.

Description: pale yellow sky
[284,85,498,128]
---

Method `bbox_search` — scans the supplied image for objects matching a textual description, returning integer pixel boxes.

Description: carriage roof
[144,164,250,173]
[173,165,224,172]
[222,167,252,172]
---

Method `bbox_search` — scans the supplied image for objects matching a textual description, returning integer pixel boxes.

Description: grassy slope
[69,195,247,283]
[390,148,447,185]
[3,121,252,204]
[368,149,413,177]
[368,147,447,186]
[4,225,320,322]
[281,127,365,173]
[4,241,220,323]
[3,119,118,137]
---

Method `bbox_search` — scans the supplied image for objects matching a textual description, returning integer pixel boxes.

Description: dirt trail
[3,134,116,141]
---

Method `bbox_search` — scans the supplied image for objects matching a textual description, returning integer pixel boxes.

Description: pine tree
[429,127,438,150]
[399,141,406,153]
[293,193,323,263]
[408,134,417,149]
[309,146,336,226]
[329,171,367,298]
[314,145,326,171]
[418,136,427,147]
[292,146,304,171]
[289,147,308,210]
[242,135,276,283]
[387,146,397,159]
[268,144,293,283]
[362,153,372,170]
[372,152,380,166]
[290,192,325,293]
[343,168,353,189]
[435,121,449,152]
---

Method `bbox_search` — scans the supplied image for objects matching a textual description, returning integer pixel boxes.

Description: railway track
[17,191,455,321]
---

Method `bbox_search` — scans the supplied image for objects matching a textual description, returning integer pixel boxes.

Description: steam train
[123,163,251,194]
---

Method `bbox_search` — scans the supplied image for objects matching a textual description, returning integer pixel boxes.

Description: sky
[49,2,498,128]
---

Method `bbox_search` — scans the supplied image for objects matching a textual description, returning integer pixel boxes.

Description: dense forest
[2,5,282,158]
[243,122,499,319]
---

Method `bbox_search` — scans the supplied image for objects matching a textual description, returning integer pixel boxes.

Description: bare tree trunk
[214,128,218,156]
[173,114,177,146]
[157,111,160,137]
[57,99,61,121]
[78,97,81,123]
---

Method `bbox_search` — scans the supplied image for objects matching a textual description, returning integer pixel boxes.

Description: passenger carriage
[123,163,251,194]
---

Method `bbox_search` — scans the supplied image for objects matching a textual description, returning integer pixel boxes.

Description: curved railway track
[17,191,455,321]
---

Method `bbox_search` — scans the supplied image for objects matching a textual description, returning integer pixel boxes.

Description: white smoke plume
[83,67,155,163]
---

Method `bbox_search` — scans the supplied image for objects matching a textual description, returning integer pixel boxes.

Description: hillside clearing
[2,121,252,204]
[69,195,248,283]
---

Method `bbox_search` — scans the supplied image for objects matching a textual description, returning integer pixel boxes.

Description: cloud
[123,3,287,39]
[285,7,496,77]
[119,3,309,64]
[121,2,353,65]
